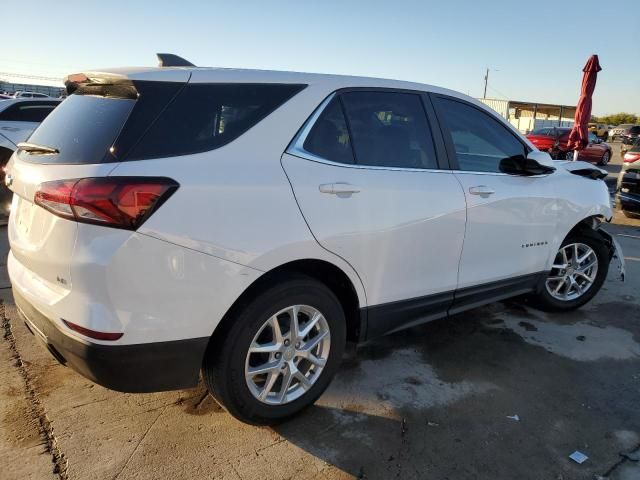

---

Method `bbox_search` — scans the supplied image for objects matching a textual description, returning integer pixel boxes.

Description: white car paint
[5,66,613,354]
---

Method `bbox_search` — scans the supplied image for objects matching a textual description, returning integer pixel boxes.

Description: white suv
[6,63,624,424]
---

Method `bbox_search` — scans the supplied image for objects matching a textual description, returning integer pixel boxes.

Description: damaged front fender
[598,228,626,281]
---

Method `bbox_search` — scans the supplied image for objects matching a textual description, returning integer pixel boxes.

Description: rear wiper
[17,142,59,155]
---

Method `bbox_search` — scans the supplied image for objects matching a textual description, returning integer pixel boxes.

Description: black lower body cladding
[13,288,209,393]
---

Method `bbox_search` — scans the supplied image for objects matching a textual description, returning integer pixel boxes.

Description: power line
[487,85,510,100]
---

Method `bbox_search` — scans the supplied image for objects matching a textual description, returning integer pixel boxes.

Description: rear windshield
[25,95,135,164]
[21,81,305,164]
[531,128,553,136]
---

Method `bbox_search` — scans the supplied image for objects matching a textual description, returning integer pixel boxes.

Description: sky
[1,0,638,116]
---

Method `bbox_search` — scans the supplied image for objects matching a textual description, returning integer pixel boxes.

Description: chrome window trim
[286,151,450,174]
[287,92,448,174]
[286,92,551,177]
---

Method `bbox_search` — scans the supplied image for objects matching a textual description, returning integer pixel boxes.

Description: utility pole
[483,68,489,99]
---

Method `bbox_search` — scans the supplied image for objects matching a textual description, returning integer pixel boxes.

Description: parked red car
[527,127,612,165]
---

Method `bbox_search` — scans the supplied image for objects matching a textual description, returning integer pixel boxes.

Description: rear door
[431,94,557,309]
[283,89,467,337]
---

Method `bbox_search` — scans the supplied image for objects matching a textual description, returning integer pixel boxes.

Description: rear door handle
[469,185,495,197]
[319,183,361,196]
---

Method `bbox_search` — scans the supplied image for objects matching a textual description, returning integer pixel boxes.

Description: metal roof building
[0,81,64,98]
[478,98,576,134]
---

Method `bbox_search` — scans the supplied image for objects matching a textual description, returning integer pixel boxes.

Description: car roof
[75,66,470,99]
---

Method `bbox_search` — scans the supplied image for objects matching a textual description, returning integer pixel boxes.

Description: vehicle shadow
[270,290,640,479]
[271,304,524,478]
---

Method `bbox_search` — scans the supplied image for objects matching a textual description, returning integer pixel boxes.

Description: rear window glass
[23,95,135,164]
[128,83,306,160]
[531,128,553,136]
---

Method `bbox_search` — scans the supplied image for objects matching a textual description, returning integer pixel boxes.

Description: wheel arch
[208,259,365,356]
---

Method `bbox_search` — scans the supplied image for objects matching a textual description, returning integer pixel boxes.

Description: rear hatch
[6,71,189,294]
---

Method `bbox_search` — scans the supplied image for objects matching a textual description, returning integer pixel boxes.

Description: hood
[553,160,608,180]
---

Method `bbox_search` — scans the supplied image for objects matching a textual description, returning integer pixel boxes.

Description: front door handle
[469,185,495,197]
[319,183,361,196]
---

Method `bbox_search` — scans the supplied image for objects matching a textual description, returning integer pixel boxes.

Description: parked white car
[0,98,60,213]
[6,62,624,424]
[13,91,50,98]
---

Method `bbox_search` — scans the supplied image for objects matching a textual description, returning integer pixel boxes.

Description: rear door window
[340,91,438,169]
[0,101,58,122]
[302,96,354,165]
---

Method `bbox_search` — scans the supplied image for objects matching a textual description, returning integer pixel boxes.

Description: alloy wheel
[601,151,610,165]
[545,243,598,301]
[244,305,331,405]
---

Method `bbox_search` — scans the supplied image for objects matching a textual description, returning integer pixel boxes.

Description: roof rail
[156,53,196,68]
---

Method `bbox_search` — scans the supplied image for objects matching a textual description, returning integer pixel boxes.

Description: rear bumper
[14,288,209,393]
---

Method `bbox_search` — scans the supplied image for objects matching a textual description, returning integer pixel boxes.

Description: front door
[431,94,557,310]
[283,90,467,337]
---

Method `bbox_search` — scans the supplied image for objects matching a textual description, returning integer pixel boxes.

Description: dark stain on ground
[576,335,586,342]
[594,301,640,321]
[276,301,640,480]
[181,389,223,415]
[404,376,422,386]
[518,321,538,332]
[2,398,44,448]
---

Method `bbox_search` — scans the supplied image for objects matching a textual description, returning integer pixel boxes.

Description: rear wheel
[598,150,610,166]
[562,150,574,160]
[202,275,346,425]
[530,232,609,311]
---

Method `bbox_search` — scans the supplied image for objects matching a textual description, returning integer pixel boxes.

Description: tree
[592,113,638,125]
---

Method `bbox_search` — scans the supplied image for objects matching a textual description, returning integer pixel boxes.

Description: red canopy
[567,55,602,151]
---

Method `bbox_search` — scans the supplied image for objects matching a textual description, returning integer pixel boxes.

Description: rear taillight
[34,177,178,230]
[624,153,640,163]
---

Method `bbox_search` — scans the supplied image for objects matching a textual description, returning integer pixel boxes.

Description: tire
[202,275,346,425]
[530,231,610,311]
[598,150,610,166]
[562,150,574,160]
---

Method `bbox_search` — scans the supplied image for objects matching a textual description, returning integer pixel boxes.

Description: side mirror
[499,151,556,176]
[526,150,556,170]
[595,138,602,144]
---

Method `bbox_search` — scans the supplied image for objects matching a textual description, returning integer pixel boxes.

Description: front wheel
[530,232,610,311]
[598,150,610,166]
[202,275,346,425]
